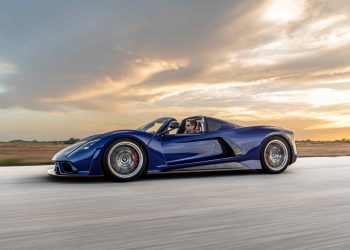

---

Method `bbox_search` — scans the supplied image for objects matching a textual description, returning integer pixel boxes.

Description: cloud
[0,0,350,139]
[0,61,15,75]
[263,0,306,23]
[0,59,16,94]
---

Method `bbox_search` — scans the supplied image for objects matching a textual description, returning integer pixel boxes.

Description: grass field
[296,142,350,157]
[0,141,349,166]
[0,142,66,166]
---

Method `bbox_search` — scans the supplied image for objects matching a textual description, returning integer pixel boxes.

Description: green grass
[0,158,53,166]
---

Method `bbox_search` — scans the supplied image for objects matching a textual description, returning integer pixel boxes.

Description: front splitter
[47,169,104,178]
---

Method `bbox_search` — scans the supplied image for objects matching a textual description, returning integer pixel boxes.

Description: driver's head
[185,119,197,133]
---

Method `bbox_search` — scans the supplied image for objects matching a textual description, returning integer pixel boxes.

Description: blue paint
[51,116,297,176]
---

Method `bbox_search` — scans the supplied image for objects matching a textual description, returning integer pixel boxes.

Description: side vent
[218,138,243,156]
[218,138,235,157]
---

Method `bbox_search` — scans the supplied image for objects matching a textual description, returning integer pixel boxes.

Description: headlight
[80,139,101,150]
[52,140,86,160]
[67,139,101,157]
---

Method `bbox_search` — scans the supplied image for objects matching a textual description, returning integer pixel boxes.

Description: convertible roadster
[48,115,297,181]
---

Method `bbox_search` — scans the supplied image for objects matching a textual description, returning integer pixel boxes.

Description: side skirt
[158,162,249,173]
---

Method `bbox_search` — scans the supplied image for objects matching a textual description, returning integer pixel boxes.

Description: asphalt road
[1,157,350,250]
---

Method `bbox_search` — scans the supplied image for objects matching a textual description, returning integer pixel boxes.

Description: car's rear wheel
[103,139,147,181]
[261,136,290,174]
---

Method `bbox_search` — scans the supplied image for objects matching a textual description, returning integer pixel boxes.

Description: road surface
[1,157,350,250]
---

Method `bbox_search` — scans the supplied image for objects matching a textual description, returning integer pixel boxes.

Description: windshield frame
[137,117,175,134]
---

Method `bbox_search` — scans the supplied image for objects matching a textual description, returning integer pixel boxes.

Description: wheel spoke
[264,140,288,171]
[107,141,143,178]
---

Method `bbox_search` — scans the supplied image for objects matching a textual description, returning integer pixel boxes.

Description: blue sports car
[48,115,297,181]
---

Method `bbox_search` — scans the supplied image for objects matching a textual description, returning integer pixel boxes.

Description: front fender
[97,132,167,174]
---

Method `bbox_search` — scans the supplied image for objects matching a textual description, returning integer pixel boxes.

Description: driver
[185,119,197,134]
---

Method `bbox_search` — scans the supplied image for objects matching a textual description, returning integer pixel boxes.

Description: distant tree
[9,140,25,143]
[64,138,80,144]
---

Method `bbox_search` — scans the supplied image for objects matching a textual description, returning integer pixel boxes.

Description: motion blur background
[1,0,350,141]
[2,3,350,249]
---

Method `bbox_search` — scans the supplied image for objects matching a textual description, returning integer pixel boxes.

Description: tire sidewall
[261,136,291,174]
[103,138,148,181]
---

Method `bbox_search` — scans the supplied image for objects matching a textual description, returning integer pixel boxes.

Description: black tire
[103,138,147,182]
[261,136,291,174]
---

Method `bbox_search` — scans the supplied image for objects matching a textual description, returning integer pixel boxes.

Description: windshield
[137,117,173,133]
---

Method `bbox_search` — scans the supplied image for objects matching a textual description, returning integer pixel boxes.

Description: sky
[0,0,350,141]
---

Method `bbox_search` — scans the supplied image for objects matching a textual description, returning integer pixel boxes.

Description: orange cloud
[1,0,350,140]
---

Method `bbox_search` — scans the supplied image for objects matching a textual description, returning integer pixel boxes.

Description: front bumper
[49,145,105,176]
[47,168,104,177]
[48,158,104,177]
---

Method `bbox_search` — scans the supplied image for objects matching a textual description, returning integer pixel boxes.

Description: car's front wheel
[103,139,147,181]
[261,136,290,174]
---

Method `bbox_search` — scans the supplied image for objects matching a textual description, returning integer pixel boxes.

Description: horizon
[2,137,350,143]
[1,0,350,141]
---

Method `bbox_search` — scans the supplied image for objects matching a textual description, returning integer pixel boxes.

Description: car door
[160,133,221,165]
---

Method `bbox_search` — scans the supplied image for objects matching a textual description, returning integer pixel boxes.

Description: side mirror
[159,121,180,136]
[169,121,180,129]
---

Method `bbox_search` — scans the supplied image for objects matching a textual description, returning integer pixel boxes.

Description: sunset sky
[1,0,350,141]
